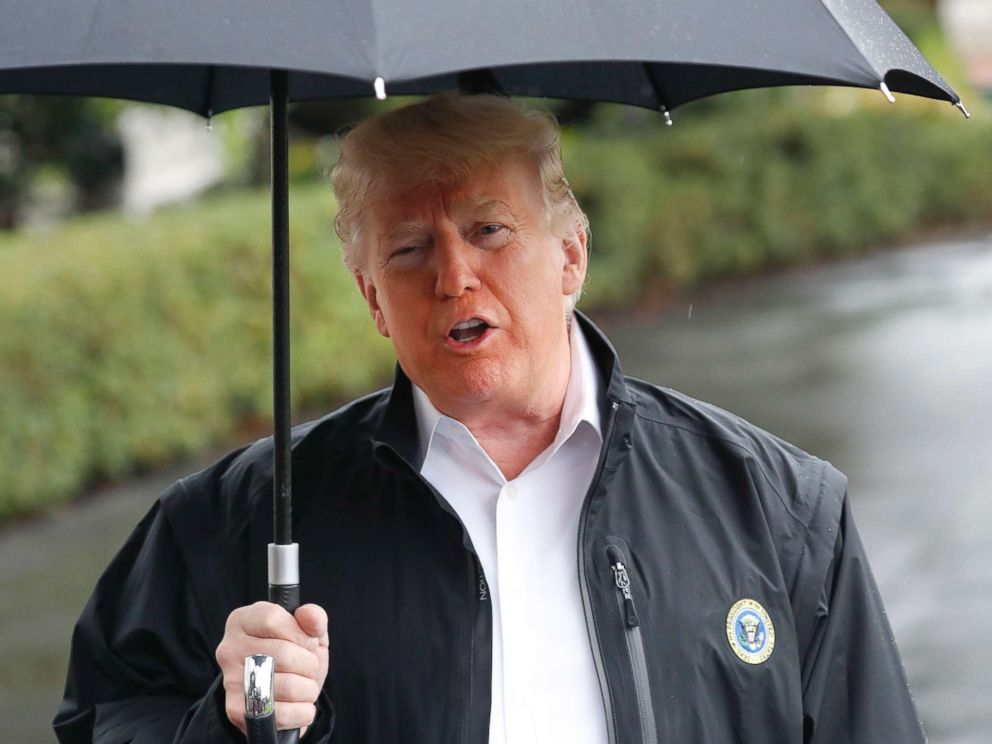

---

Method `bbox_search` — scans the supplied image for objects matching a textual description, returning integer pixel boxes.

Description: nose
[433,235,481,299]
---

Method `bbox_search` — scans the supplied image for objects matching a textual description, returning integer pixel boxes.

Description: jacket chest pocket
[594,535,801,743]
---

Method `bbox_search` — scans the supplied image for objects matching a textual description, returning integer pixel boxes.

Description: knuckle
[226,604,248,630]
[216,639,246,669]
[260,604,286,632]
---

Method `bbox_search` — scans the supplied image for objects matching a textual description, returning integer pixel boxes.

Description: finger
[224,698,246,735]
[241,602,319,649]
[294,604,329,647]
[273,672,321,704]
[274,701,317,731]
[314,644,329,688]
[220,638,320,680]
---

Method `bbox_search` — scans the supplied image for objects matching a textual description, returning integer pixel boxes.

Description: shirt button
[504,483,518,500]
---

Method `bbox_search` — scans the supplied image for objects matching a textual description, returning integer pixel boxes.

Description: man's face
[354,154,587,417]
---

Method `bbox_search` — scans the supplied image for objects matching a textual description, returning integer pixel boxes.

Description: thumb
[295,604,329,647]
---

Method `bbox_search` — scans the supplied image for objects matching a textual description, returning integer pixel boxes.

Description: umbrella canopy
[1,0,963,115]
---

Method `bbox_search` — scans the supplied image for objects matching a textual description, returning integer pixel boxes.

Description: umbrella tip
[954,100,971,120]
[661,106,674,126]
[374,77,387,101]
[879,82,896,104]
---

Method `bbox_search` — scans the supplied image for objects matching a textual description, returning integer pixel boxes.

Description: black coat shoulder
[159,386,394,541]
[624,375,847,532]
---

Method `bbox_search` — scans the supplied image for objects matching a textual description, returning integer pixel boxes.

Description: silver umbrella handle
[244,655,278,744]
[244,652,301,744]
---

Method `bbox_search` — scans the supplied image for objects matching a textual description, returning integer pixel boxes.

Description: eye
[474,223,510,248]
[388,245,422,260]
[382,244,428,270]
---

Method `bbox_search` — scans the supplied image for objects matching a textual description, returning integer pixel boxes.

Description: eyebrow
[457,197,512,215]
[383,223,429,242]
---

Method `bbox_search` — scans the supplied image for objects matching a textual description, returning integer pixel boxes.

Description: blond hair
[330,93,589,284]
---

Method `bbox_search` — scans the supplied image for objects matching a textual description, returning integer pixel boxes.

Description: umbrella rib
[201,65,217,119]
[641,64,673,117]
[814,0,887,83]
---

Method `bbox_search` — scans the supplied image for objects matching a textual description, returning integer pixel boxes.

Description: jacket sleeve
[52,499,247,743]
[53,483,337,744]
[799,496,925,743]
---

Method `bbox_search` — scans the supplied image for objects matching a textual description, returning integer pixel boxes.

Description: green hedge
[0,186,395,519]
[565,98,992,305]
[2,97,991,520]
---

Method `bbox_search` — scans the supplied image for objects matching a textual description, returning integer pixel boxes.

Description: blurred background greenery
[1,0,990,521]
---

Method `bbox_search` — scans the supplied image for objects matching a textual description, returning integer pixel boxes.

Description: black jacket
[55,315,924,743]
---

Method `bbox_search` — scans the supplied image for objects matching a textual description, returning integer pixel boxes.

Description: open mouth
[448,318,491,344]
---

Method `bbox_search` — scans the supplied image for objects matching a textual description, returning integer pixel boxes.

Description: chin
[425,358,510,407]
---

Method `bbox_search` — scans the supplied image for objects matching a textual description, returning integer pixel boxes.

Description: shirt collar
[412,318,603,471]
[412,381,445,469]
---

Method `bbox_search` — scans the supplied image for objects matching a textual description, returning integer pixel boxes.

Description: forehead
[365,154,544,229]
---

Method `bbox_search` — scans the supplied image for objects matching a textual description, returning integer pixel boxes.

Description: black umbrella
[0,4,966,732]
[0,0,969,115]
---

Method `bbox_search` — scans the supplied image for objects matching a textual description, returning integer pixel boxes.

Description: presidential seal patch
[726,598,775,664]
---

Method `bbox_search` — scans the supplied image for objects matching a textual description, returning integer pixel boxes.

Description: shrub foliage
[0,186,394,518]
[565,99,992,305]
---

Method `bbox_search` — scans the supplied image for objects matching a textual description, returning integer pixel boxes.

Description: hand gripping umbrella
[0,0,965,740]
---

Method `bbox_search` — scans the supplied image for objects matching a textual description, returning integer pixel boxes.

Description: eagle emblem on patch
[726,598,775,664]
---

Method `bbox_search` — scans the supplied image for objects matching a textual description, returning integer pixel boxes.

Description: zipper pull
[611,560,640,628]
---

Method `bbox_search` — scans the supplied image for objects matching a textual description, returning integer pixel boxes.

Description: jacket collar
[371,310,632,471]
[573,310,632,410]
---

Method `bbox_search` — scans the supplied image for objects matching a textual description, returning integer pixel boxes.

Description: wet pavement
[2,234,991,742]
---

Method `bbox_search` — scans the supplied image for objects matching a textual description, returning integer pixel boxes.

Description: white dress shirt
[413,320,607,744]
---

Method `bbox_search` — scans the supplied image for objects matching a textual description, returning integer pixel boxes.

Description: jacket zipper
[607,545,659,744]
[577,401,620,744]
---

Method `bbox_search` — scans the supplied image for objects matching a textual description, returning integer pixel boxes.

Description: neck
[463,406,564,481]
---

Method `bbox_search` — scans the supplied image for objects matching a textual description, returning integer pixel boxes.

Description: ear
[354,272,390,338]
[560,225,588,298]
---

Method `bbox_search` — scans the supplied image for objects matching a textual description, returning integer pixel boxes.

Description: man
[55,94,924,743]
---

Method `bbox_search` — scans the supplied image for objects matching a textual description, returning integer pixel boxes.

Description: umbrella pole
[265,68,302,744]
[270,70,294,556]
[268,69,299,612]
[268,69,298,609]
